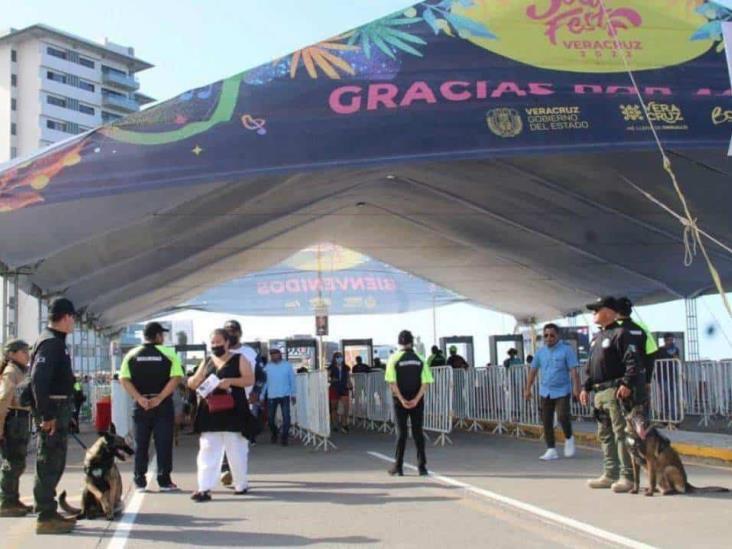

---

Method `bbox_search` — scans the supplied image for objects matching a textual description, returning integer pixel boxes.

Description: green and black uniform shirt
[616,317,658,383]
[120,344,183,398]
[385,349,434,401]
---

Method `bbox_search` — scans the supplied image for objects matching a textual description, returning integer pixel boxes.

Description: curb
[477,421,732,464]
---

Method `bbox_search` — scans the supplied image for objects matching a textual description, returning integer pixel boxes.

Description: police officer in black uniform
[119,322,184,492]
[615,297,657,398]
[30,297,77,535]
[579,297,645,494]
[384,330,434,477]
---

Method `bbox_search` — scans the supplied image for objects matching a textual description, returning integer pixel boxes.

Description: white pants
[197,432,249,492]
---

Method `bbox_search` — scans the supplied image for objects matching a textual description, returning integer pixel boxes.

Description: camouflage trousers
[0,414,31,506]
[33,402,71,518]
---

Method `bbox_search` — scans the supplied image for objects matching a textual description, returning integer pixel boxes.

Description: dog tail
[58,491,82,516]
[687,484,730,493]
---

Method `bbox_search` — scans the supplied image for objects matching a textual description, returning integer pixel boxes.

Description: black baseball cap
[224,319,242,332]
[586,296,619,312]
[49,297,76,317]
[143,322,169,340]
[3,338,29,354]
[398,330,414,345]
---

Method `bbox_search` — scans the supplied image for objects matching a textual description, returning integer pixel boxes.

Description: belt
[592,380,619,392]
[6,409,30,418]
[142,393,160,397]
[49,395,70,400]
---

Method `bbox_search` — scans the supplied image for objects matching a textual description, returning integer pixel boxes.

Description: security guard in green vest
[385,330,434,477]
[616,297,657,393]
[119,322,183,493]
[30,297,78,534]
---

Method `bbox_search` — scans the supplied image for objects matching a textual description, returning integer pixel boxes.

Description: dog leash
[70,431,88,451]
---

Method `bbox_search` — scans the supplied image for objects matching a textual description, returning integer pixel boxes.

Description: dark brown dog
[59,423,134,519]
[625,405,728,496]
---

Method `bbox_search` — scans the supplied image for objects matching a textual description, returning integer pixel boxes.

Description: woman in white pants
[188,329,254,502]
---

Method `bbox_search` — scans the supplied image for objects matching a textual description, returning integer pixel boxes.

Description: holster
[593,406,612,427]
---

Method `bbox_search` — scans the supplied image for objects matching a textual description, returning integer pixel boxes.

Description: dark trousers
[394,399,426,469]
[541,394,572,449]
[34,402,71,518]
[133,398,174,483]
[0,415,30,506]
[267,398,291,442]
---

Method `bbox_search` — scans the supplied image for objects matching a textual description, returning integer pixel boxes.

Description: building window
[47,70,67,84]
[79,56,95,69]
[102,111,123,123]
[11,49,17,62]
[10,123,16,135]
[79,104,95,116]
[102,88,125,98]
[47,95,67,108]
[46,119,68,132]
[11,74,17,87]
[79,80,95,93]
[11,98,16,111]
[10,147,17,159]
[47,46,68,60]
[102,65,127,77]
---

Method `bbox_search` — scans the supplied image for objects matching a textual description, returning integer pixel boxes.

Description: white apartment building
[0,24,154,163]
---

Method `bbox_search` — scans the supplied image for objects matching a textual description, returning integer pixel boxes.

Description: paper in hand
[197,373,220,398]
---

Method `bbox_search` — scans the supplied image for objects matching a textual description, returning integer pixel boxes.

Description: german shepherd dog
[59,424,134,519]
[625,405,729,496]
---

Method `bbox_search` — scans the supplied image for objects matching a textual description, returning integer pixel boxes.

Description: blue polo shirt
[531,340,578,398]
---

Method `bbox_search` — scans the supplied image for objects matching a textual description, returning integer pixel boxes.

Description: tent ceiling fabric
[0,1,731,330]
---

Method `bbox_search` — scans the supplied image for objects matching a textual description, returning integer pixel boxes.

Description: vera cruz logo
[527,0,642,45]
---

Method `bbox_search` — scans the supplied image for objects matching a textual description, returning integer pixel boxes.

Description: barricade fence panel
[452,369,469,426]
[650,359,684,424]
[350,373,369,426]
[293,371,334,450]
[424,366,453,440]
[506,365,540,428]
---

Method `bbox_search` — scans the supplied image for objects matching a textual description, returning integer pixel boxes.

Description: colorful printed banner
[1,1,730,213]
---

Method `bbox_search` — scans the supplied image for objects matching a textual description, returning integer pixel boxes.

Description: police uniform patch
[602,339,611,349]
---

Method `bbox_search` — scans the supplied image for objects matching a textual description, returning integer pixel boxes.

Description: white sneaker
[564,437,576,458]
[539,448,560,461]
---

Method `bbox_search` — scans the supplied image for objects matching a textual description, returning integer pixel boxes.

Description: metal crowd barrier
[350,373,369,428]
[293,371,335,451]
[468,367,510,433]
[650,359,684,426]
[720,360,732,428]
[366,371,394,433]
[571,367,593,422]
[424,366,453,446]
[682,360,717,426]
[505,365,541,435]
[452,369,470,429]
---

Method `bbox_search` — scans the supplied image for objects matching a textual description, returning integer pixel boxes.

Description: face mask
[211,346,226,357]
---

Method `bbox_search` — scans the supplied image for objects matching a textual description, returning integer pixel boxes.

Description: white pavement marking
[106,459,156,549]
[368,451,656,549]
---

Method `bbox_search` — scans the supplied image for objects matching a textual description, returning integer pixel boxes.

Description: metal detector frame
[439,336,475,366]
[489,335,525,366]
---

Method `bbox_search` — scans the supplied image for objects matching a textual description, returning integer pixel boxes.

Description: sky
[4,0,732,360]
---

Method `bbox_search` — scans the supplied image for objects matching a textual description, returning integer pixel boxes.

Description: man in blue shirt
[524,323,580,461]
[262,348,296,446]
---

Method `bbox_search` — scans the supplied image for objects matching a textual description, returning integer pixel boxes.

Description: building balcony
[102,70,140,91]
[102,93,139,112]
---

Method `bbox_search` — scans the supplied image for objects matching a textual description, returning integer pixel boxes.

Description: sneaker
[587,475,616,489]
[611,478,634,493]
[418,466,429,476]
[220,471,233,487]
[135,485,147,494]
[388,466,404,477]
[539,448,560,461]
[134,476,147,493]
[190,491,211,503]
[158,481,180,492]
[564,437,576,458]
[36,513,75,535]
[234,488,249,495]
[0,501,31,517]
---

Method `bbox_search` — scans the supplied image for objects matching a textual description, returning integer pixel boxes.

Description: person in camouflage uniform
[0,339,33,517]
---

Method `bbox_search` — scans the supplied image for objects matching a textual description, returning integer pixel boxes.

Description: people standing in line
[220,320,257,486]
[503,348,522,368]
[524,324,580,461]
[447,346,469,369]
[352,356,371,374]
[385,330,434,477]
[426,346,446,368]
[372,357,385,370]
[262,348,296,446]
[188,329,255,502]
[579,297,645,493]
[0,339,33,517]
[657,333,681,360]
[328,352,351,433]
[119,322,184,493]
[30,297,78,534]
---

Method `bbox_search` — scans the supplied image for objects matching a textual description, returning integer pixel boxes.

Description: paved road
[3,429,731,548]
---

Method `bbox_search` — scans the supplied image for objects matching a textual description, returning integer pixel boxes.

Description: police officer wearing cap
[615,297,657,397]
[119,322,183,492]
[385,330,434,477]
[579,297,645,493]
[30,297,78,534]
[0,339,33,518]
